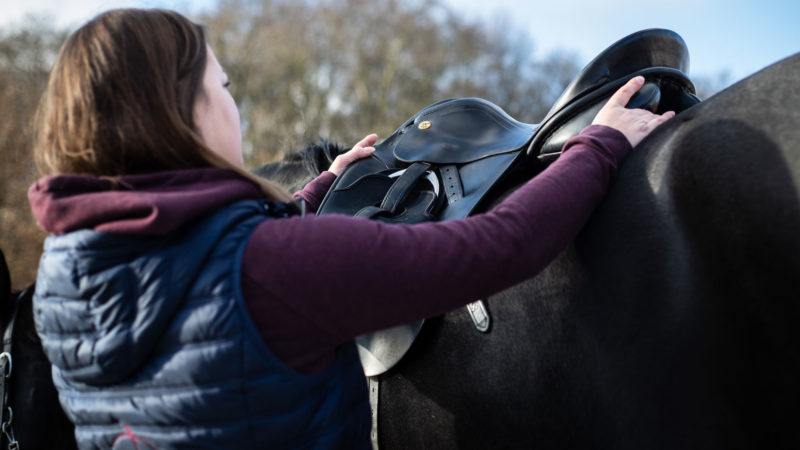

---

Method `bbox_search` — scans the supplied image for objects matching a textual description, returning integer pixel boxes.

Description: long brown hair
[33,8,292,202]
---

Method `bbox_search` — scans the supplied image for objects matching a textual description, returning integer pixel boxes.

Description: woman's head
[34,8,290,200]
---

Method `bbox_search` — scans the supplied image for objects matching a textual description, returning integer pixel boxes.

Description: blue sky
[455,0,799,84]
[2,0,798,84]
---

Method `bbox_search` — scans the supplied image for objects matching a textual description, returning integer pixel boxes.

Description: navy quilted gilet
[33,199,371,449]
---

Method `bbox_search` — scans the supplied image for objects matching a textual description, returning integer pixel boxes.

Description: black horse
[0,250,76,449]
[256,53,800,449]
[5,55,798,450]
[371,54,800,449]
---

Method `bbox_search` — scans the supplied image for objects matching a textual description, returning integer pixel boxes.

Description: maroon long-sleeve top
[29,125,631,374]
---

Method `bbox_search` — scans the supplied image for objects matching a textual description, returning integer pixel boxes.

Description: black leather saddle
[316,28,701,376]
[319,97,534,224]
[320,29,700,224]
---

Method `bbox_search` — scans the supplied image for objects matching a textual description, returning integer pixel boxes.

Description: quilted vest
[33,199,371,449]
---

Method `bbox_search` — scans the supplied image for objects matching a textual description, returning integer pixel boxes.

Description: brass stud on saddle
[418,120,431,130]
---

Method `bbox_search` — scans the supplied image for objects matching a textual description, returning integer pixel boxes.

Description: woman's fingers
[592,78,677,147]
[608,76,645,108]
[328,133,378,175]
[353,133,378,150]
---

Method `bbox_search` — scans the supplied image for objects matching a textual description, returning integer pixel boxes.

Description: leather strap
[380,162,432,214]
[355,162,433,219]
[440,165,463,205]
[368,376,380,450]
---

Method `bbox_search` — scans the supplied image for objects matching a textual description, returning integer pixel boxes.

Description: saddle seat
[316,28,701,377]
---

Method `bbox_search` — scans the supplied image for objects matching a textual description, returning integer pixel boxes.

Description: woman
[29,8,673,449]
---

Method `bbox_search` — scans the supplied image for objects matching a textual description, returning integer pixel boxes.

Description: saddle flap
[393,98,536,165]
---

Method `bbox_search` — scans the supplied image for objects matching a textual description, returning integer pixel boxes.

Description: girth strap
[368,376,380,450]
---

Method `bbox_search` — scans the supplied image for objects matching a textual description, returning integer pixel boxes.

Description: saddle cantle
[316,28,701,377]
[528,28,701,163]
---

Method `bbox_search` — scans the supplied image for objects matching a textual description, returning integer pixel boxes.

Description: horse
[0,250,77,449]
[4,54,798,450]
[254,53,800,449]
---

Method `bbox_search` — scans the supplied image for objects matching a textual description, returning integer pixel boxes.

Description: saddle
[317,28,701,377]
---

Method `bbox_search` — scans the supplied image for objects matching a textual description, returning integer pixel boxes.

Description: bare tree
[200,0,581,165]
[0,19,67,289]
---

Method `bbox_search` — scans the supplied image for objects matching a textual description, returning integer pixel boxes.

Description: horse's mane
[252,139,347,192]
[301,139,348,177]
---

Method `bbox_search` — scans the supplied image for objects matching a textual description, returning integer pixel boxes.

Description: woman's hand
[592,76,676,148]
[328,133,378,176]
